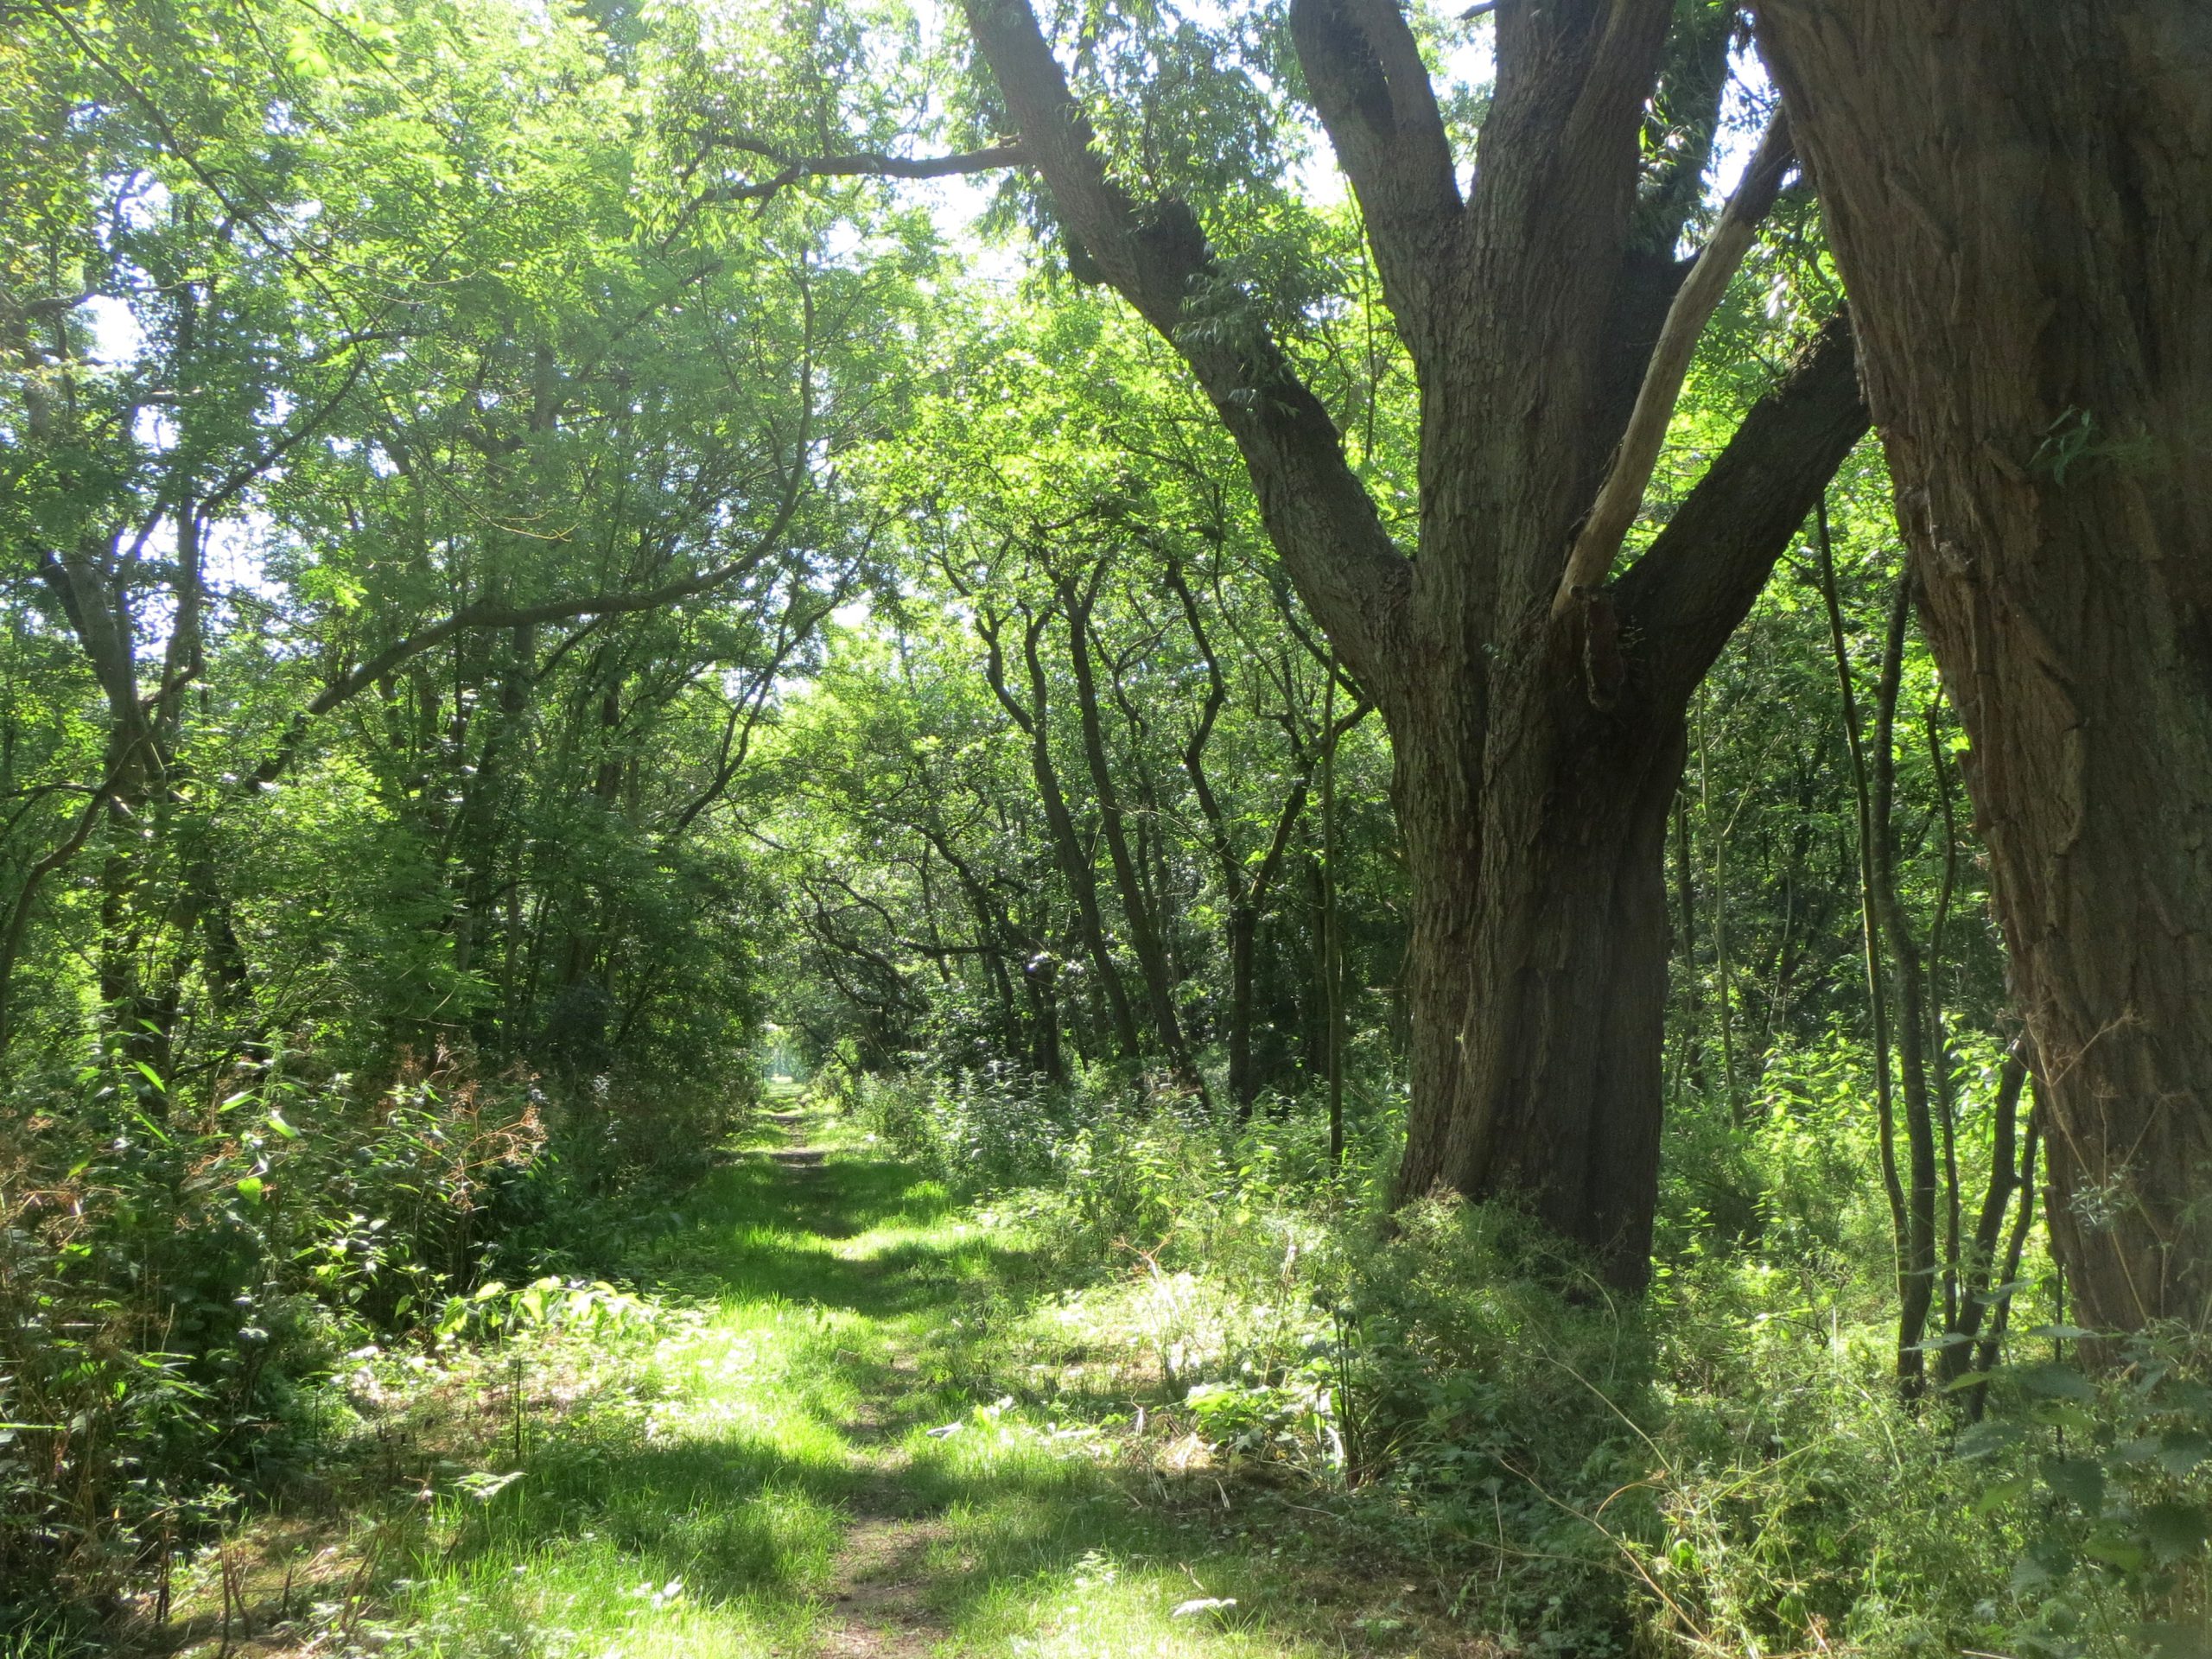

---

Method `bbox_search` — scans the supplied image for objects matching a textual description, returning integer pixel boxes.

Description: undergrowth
[0,1036,752,1641]
[10,1044,2205,1658]
[845,1058,2212,1658]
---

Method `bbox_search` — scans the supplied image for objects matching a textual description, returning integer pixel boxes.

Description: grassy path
[312,1097,1376,1659]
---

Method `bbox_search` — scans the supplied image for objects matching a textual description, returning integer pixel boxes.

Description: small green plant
[431,1274,652,1347]
[1959,1332,2212,1656]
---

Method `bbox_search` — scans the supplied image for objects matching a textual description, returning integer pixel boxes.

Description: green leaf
[2039,1454,2106,1512]
[284,22,334,79]
[2028,1399,2097,1435]
[2082,1522,2145,1573]
[1956,1419,2024,1460]
[2011,1533,2073,1594]
[266,1109,299,1140]
[454,1469,524,1503]
[1973,1475,2031,1516]
[2158,1430,2212,1477]
[235,1175,265,1202]
[2018,1361,2096,1402]
[2167,1380,2212,1414]
[2139,1501,2211,1564]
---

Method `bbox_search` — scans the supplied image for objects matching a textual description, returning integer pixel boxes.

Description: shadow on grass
[408,1135,1336,1656]
[640,1153,1038,1304]
[446,1434,855,1602]
[700,1150,961,1243]
[423,1140,1051,1582]
[442,1383,1223,1648]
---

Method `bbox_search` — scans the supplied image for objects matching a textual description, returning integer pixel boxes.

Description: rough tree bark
[960,0,1869,1284]
[1754,0,2212,1332]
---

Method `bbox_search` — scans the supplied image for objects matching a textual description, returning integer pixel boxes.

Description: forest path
[766,1098,947,1659]
[239,1090,1378,1659]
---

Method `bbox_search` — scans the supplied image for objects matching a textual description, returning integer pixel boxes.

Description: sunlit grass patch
[388,1530,826,1658]
[943,1541,1326,1659]
[167,1109,1395,1659]
[372,1296,854,1656]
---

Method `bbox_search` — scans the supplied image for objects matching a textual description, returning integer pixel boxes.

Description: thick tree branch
[1613,307,1866,709]
[1554,109,1796,613]
[1288,0,1461,347]
[960,0,1412,697]
[1485,0,1673,217]
[697,142,1029,206]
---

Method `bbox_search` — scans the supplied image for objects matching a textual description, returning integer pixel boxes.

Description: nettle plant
[1959,1333,2211,1656]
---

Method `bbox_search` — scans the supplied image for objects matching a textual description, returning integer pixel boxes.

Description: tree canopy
[1,0,2205,1650]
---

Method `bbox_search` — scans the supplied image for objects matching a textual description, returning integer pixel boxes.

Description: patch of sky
[84,294,147,369]
[116,173,170,237]
[130,404,179,451]
[121,512,286,661]
[1710,48,1779,201]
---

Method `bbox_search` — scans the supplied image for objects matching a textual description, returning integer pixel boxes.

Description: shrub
[0,1039,552,1624]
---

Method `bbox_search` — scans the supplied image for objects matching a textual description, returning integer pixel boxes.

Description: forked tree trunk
[962,0,1867,1288]
[1393,652,1681,1280]
[1065,575,1205,1096]
[1755,0,2212,1332]
[979,604,1145,1060]
[1165,557,1325,1115]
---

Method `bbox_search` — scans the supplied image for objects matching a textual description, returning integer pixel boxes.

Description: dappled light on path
[374,1103,1351,1659]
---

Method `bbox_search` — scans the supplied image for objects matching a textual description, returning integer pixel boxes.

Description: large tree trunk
[1393,652,1681,1285]
[962,0,1866,1288]
[1755,0,2212,1333]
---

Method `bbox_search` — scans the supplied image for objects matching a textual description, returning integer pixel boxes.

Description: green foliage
[0,1040,546,1618]
[840,1046,2208,1656]
[1,0,2196,1649]
[1960,1338,2212,1656]
[0,0,932,1623]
